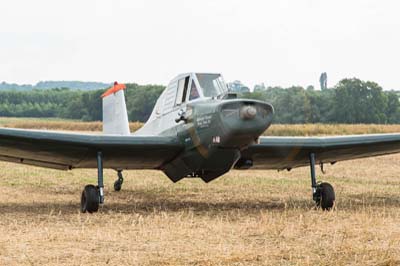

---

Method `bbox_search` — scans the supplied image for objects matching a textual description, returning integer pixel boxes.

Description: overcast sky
[0,0,399,89]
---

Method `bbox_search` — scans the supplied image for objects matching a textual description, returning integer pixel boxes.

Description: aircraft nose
[240,105,257,120]
[217,100,274,148]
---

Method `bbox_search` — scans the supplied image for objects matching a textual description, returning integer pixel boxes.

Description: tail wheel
[316,182,335,211]
[114,170,124,192]
[81,185,100,213]
[114,180,122,191]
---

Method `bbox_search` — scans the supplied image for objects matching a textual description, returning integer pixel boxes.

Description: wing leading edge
[0,128,183,170]
[242,134,400,170]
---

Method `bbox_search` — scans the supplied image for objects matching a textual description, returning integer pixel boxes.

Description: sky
[0,0,399,89]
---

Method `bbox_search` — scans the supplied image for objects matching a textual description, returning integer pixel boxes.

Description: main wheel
[81,185,100,213]
[316,182,335,211]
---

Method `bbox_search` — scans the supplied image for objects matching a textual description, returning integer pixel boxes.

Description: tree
[125,84,165,122]
[386,91,400,123]
[333,79,387,123]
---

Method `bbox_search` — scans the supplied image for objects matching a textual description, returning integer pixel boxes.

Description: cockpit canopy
[175,73,228,104]
[196,73,228,98]
[150,73,229,120]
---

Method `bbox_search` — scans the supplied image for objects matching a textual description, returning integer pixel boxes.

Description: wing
[0,128,183,170]
[241,134,400,170]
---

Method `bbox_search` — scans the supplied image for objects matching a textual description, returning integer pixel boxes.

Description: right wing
[241,134,400,170]
[0,128,183,170]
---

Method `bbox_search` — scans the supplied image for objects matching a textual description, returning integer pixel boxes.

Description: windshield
[196,74,228,97]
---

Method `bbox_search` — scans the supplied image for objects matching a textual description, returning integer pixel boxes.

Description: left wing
[0,128,183,170]
[241,134,400,170]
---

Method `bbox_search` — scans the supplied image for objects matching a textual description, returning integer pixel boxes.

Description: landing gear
[114,170,124,192]
[315,182,335,210]
[81,185,99,213]
[309,153,335,210]
[81,151,104,213]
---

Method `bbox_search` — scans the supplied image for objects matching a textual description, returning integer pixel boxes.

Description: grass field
[1,118,400,265]
[0,117,143,133]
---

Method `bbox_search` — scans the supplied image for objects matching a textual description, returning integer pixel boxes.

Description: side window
[189,80,200,101]
[175,76,189,106]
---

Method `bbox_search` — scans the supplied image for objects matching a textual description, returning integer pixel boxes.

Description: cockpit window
[189,80,200,101]
[196,74,228,98]
[175,76,189,106]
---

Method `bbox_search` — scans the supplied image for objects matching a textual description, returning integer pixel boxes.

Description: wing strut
[97,151,104,204]
[309,153,317,196]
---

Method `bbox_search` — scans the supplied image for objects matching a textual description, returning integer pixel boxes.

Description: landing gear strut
[114,170,124,192]
[309,153,335,210]
[81,151,104,213]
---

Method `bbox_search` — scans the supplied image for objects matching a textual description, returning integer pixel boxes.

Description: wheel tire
[81,185,100,213]
[318,182,335,211]
[114,180,122,192]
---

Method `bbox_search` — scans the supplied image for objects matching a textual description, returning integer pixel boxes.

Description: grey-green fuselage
[146,98,274,182]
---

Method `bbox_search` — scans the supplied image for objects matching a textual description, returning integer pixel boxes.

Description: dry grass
[264,123,400,136]
[2,117,400,136]
[1,156,400,265]
[0,117,143,133]
[1,118,400,265]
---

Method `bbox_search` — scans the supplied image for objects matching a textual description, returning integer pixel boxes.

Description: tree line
[243,78,400,124]
[0,78,399,124]
[0,81,110,91]
[0,84,164,122]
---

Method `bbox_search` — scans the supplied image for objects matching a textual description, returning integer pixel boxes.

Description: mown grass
[0,117,143,133]
[1,156,400,265]
[264,123,400,136]
[1,118,400,265]
[2,117,400,136]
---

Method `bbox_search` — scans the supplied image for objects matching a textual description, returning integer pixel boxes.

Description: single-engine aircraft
[1,73,400,213]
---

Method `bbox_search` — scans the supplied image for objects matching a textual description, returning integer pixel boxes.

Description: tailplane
[101,82,130,135]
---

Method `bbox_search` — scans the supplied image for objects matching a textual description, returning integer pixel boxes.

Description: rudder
[101,82,130,135]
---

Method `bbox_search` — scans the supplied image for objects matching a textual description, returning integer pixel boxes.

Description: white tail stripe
[102,89,130,135]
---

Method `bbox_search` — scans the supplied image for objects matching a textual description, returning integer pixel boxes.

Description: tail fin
[101,82,130,135]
